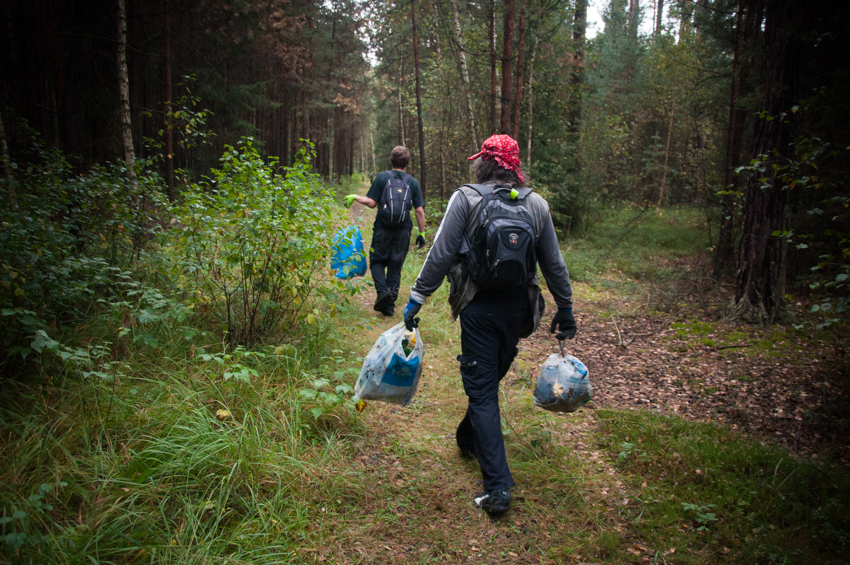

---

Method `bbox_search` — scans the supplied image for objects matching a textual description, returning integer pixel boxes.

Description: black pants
[369,225,410,306]
[456,289,529,493]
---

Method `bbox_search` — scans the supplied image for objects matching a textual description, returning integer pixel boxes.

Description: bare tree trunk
[656,97,675,212]
[734,0,797,324]
[500,0,515,134]
[489,0,497,134]
[715,0,758,278]
[451,0,479,150]
[511,0,526,140]
[526,34,538,168]
[629,0,639,45]
[568,0,587,134]
[678,0,693,39]
[655,0,664,37]
[370,131,377,174]
[411,1,427,199]
[161,0,174,201]
[397,58,405,146]
[0,112,16,208]
[117,0,136,182]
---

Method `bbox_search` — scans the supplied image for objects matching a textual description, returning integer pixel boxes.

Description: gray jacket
[410,183,573,338]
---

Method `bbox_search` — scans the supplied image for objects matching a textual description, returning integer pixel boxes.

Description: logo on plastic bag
[381,353,419,387]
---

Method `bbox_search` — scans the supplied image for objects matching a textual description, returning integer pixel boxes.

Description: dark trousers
[456,289,529,493]
[369,226,410,306]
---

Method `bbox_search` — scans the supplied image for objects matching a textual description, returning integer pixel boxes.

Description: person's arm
[409,191,468,303]
[414,206,425,234]
[536,205,573,309]
[353,195,378,208]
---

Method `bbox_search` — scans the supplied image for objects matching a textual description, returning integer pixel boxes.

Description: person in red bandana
[402,134,577,515]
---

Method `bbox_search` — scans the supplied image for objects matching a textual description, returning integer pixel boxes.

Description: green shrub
[167,139,355,348]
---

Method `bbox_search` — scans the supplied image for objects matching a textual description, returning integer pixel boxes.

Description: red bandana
[467,134,524,183]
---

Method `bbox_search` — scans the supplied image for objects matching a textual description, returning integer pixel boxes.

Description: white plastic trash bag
[533,352,592,413]
[353,323,424,408]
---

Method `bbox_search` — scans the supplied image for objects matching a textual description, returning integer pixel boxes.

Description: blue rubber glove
[403,296,422,331]
[550,307,577,340]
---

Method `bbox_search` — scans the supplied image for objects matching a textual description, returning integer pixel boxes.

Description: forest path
[316,181,628,564]
[312,181,845,564]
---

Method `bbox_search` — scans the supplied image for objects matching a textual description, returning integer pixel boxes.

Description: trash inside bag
[533,352,592,413]
[353,323,424,408]
[331,226,367,279]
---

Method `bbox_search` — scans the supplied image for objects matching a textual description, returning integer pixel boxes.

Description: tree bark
[451,0,479,151]
[678,0,693,39]
[397,57,405,146]
[655,0,663,37]
[0,112,16,208]
[629,0,640,46]
[411,1,427,199]
[117,0,136,182]
[734,0,797,324]
[526,34,538,168]
[656,97,676,212]
[568,0,588,134]
[489,0,498,134]
[162,0,174,201]
[500,0,516,134]
[511,0,526,140]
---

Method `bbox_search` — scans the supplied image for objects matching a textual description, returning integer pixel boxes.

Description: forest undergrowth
[1,178,848,564]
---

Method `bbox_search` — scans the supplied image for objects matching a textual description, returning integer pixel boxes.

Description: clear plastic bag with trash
[352,323,424,411]
[533,342,592,413]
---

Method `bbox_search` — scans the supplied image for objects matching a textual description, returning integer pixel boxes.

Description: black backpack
[464,184,537,290]
[377,171,413,228]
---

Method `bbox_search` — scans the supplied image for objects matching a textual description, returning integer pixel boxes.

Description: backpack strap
[463,183,532,199]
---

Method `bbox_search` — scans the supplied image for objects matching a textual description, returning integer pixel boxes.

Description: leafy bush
[0,131,161,375]
[167,139,354,348]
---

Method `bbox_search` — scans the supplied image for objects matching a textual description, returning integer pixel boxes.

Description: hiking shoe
[373,293,391,313]
[474,490,511,514]
[381,306,395,317]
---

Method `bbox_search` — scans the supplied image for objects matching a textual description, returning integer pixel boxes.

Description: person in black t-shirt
[344,146,426,316]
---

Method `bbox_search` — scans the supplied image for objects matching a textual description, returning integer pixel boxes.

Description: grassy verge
[595,409,850,564]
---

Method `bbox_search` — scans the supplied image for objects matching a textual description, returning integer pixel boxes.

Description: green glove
[344,194,357,208]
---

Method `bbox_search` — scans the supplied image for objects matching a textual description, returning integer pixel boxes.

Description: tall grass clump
[0,135,370,563]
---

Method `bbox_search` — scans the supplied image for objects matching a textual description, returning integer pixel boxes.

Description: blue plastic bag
[533,352,592,413]
[331,226,367,279]
[353,323,424,407]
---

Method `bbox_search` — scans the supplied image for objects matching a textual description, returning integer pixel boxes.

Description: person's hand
[550,307,577,340]
[403,296,422,331]
[344,194,357,208]
[416,232,426,249]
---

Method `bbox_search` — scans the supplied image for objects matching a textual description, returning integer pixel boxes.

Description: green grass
[596,409,850,564]
[565,205,709,286]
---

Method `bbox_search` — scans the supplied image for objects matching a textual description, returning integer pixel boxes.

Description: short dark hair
[472,157,524,186]
[390,146,410,169]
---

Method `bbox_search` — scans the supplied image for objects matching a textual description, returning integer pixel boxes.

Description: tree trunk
[370,131,377,174]
[678,0,693,39]
[0,112,16,208]
[117,0,136,182]
[629,0,639,46]
[655,0,663,37]
[411,1,427,199]
[162,0,174,201]
[656,97,676,212]
[489,0,497,134]
[511,0,526,140]
[397,57,405,146]
[451,0,479,150]
[734,0,797,324]
[568,0,588,134]
[500,0,515,134]
[526,34,538,168]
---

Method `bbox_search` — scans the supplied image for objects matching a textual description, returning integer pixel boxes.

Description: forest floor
[305,183,850,564]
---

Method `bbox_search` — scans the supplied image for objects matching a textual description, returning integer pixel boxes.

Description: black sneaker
[374,293,391,313]
[381,306,395,317]
[474,490,511,514]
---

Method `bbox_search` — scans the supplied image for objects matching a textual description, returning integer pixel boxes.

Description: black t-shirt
[367,170,424,230]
